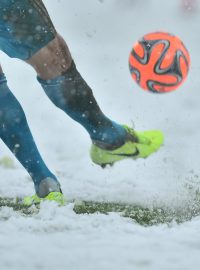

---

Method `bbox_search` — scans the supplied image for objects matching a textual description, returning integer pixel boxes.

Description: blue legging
[0,74,58,190]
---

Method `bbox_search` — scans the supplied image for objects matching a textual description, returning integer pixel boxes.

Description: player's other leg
[0,64,64,201]
[0,1,66,203]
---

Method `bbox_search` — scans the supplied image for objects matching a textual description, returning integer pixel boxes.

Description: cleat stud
[100,163,114,169]
[101,164,107,169]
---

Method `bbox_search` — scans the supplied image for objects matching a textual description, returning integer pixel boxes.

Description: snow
[0,0,200,269]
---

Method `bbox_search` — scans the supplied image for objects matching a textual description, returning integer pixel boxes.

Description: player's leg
[26,0,163,165]
[27,33,129,149]
[26,29,163,165]
[0,63,61,198]
[0,1,66,201]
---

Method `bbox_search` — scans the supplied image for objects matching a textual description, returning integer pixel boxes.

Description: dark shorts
[0,0,56,60]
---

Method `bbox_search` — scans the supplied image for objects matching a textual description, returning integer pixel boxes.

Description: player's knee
[45,34,72,69]
[49,34,71,63]
[27,34,72,80]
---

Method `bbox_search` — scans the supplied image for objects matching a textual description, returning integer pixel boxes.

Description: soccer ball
[129,32,190,93]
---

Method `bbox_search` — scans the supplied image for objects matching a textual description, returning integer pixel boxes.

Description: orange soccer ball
[129,32,190,93]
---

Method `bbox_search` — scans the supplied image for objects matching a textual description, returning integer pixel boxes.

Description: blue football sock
[38,61,127,149]
[0,74,59,195]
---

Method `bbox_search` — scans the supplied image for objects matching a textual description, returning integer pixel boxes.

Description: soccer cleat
[35,177,61,198]
[90,125,164,167]
[23,192,66,206]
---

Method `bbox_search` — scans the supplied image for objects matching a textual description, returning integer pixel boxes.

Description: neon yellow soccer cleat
[23,192,66,206]
[90,125,164,167]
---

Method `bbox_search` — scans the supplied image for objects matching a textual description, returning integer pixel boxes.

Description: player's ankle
[92,125,139,150]
[35,177,61,198]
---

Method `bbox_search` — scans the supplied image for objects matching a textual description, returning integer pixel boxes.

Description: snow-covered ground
[0,0,200,269]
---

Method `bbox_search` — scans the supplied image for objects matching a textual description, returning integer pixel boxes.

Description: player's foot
[23,191,66,206]
[24,177,65,206]
[90,125,164,167]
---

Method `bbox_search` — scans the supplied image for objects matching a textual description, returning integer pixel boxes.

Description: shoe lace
[123,125,151,145]
[122,125,138,142]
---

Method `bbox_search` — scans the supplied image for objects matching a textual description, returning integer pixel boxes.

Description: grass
[1,196,200,226]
